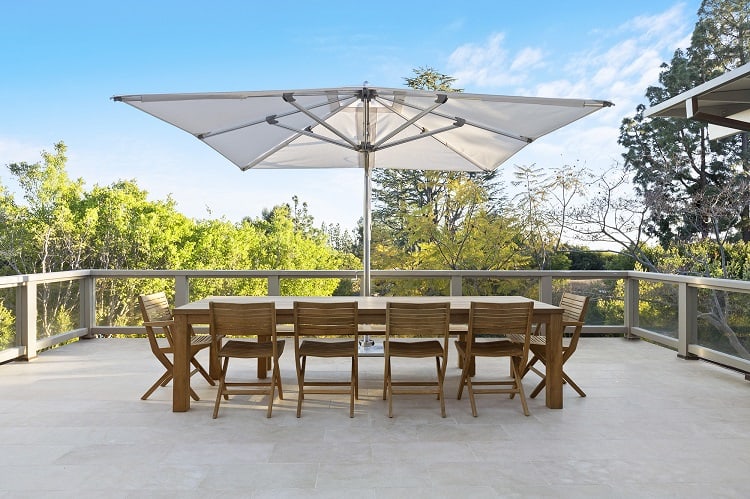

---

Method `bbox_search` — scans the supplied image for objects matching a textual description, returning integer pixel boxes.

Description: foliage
[0,143,361,330]
[0,298,14,350]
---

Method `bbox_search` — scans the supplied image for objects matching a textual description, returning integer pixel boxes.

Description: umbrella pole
[360,153,376,349]
[363,159,371,298]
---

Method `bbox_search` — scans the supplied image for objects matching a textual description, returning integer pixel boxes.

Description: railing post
[677,282,698,359]
[17,282,38,361]
[450,275,462,296]
[174,275,189,306]
[539,275,553,304]
[623,277,640,339]
[268,275,280,296]
[79,276,96,339]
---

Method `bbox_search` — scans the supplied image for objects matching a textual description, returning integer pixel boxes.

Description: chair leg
[521,355,539,378]
[190,387,200,401]
[467,375,477,417]
[562,370,586,397]
[267,358,276,419]
[354,355,359,400]
[383,355,390,400]
[435,356,445,400]
[295,355,305,418]
[530,377,545,399]
[512,362,530,416]
[349,356,356,418]
[212,357,230,419]
[141,370,172,400]
[457,356,470,400]
[436,355,446,418]
[191,357,215,386]
[274,357,284,400]
[386,356,394,418]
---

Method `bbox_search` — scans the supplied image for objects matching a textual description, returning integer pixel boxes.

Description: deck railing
[1,269,749,377]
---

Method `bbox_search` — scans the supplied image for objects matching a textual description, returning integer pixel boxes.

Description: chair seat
[507,334,575,353]
[191,334,213,346]
[219,339,285,359]
[299,339,357,358]
[388,339,444,358]
[455,339,522,357]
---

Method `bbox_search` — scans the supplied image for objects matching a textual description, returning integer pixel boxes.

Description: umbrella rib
[378,96,533,144]
[376,119,465,151]
[196,99,332,140]
[371,94,448,149]
[197,94,359,140]
[282,93,359,148]
[265,119,358,151]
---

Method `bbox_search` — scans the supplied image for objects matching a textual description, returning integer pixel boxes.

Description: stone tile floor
[0,337,749,498]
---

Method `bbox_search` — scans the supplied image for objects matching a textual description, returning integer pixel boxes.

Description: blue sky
[1,1,700,230]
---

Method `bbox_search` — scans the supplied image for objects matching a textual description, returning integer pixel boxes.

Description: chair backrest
[385,301,450,340]
[469,300,534,338]
[468,300,534,360]
[293,301,358,338]
[208,301,276,341]
[138,292,175,351]
[559,292,590,353]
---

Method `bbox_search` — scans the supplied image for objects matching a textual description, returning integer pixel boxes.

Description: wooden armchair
[521,292,590,398]
[138,292,214,401]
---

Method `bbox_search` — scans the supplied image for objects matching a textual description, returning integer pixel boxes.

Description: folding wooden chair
[209,301,285,418]
[456,301,534,416]
[521,292,590,398]
[383,301,451,418]
[138,292,214,401]
[293,301,359,418]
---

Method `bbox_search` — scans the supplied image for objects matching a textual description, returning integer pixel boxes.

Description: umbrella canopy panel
[115,87,612,173]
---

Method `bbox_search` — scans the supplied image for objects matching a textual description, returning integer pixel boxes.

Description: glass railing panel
[0,287,16,350]
[36,280,80,339]
[461,278,538,298]
[635,280,678,338]
[551,278,625,326]
[372,278,451,296]
[188,277,269,301]
[696,288,750,357]
[95,277,174,326]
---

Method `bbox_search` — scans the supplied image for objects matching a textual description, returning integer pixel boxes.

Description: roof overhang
[644,62,750,139]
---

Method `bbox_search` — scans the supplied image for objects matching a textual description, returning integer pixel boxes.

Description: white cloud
[447,33,543,87]
[510,47,544,72]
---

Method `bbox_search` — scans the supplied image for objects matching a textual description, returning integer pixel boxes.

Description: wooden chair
[521,292,590,398]
[208,301,285,419]
[293,301,359,418]
[138,292,214,401]
[456,301,534,416]
[383,301,451,418]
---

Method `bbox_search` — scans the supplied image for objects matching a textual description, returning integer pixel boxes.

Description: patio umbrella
[114,86,612,295]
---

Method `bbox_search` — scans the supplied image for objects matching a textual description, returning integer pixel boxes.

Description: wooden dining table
[171,295,565,412]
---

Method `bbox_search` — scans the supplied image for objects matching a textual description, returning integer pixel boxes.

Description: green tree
[371,67,521,292]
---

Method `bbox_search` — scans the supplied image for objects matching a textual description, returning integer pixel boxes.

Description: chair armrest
[562,320,584,328]
[143,319,174,328]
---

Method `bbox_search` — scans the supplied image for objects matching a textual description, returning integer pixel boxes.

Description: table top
[174,295,563,315]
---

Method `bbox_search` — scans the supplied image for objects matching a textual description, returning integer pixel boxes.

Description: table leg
[172,314,191,412]
[545,312,563,409]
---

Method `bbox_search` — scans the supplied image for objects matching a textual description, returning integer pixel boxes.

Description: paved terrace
[1,337,749,498]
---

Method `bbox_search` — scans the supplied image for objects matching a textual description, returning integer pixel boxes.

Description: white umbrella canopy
[114,86,612,294]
